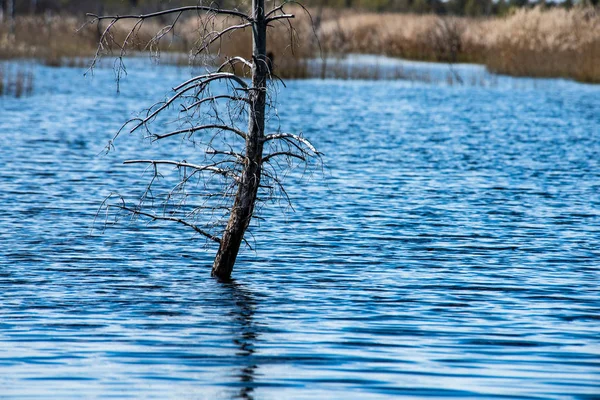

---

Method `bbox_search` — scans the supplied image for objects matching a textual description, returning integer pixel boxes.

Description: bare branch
[152,124,247,141]
[92,193,125,234]
[119,19,144,59]
[263,133,320,155]
[123,73,248,137]
[267,14,295,23]
[123,159,239,180]
[174,72,248,91]
[266,3,286,18]
[85,18,118,74]
[143,11,183,54]
[197,22,253,55]
[265,1,322,59]
[182,95,249,112]
[206,149,246,162]
[117,204,222,243]
[217,57,253,73]
[262,151,307,164]
[86,6,251,22]
[261,167,295,211]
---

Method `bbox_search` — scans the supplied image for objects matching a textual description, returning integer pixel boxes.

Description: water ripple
[0,61,599,399]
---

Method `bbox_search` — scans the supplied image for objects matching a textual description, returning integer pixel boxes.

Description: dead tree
[90,2,320,280]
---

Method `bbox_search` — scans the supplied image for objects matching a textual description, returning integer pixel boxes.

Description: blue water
[1,60,599,399]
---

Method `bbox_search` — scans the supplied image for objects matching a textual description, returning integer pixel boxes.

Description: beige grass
[0,16,97,64]
[0,15,188,65]
[312,6,600,82]
[483,7,600,82]
[1,6,598,82]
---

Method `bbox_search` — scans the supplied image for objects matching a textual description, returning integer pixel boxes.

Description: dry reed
[0,15,187,66]
[0,63,34,97]
[482,7,600,83]
[213,6,599,82]
[1,6,598,82]
[0,16,96,65]
[302,6,600,82]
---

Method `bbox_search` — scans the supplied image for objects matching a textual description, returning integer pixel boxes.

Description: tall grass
[298,6,600,82]
[315,12,483,63]
[483,7,600,83]
[0,15,188,66]
[1,7,598,82]
[212,6,599,82]
[0,16,96,65]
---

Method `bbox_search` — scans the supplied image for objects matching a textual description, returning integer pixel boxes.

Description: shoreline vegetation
[0,6,598,83]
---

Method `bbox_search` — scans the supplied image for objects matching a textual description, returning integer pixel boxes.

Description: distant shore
[1,6,598,83]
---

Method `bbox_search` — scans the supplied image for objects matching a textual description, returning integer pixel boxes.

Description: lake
[1,59,599,399]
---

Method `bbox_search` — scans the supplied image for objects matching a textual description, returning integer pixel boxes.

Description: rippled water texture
[1,60,599,399]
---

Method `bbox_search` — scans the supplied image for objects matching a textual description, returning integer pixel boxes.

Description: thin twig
[118,204,221,243]
[86,6,250,22]
[152,124,247,141]
[263,132,320,154]
[262,151,307,163]
[124,159,239,180]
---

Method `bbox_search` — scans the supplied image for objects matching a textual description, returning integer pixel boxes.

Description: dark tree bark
[211,0,268,280]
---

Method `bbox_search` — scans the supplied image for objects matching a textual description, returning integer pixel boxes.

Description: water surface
[1,60,599,399]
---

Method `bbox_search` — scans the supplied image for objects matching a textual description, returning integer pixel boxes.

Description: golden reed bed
[1,6,598,83]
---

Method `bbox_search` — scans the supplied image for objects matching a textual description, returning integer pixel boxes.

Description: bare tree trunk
[211,0,267,280]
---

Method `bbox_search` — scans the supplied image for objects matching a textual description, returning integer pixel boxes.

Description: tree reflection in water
[222,280,259,400]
